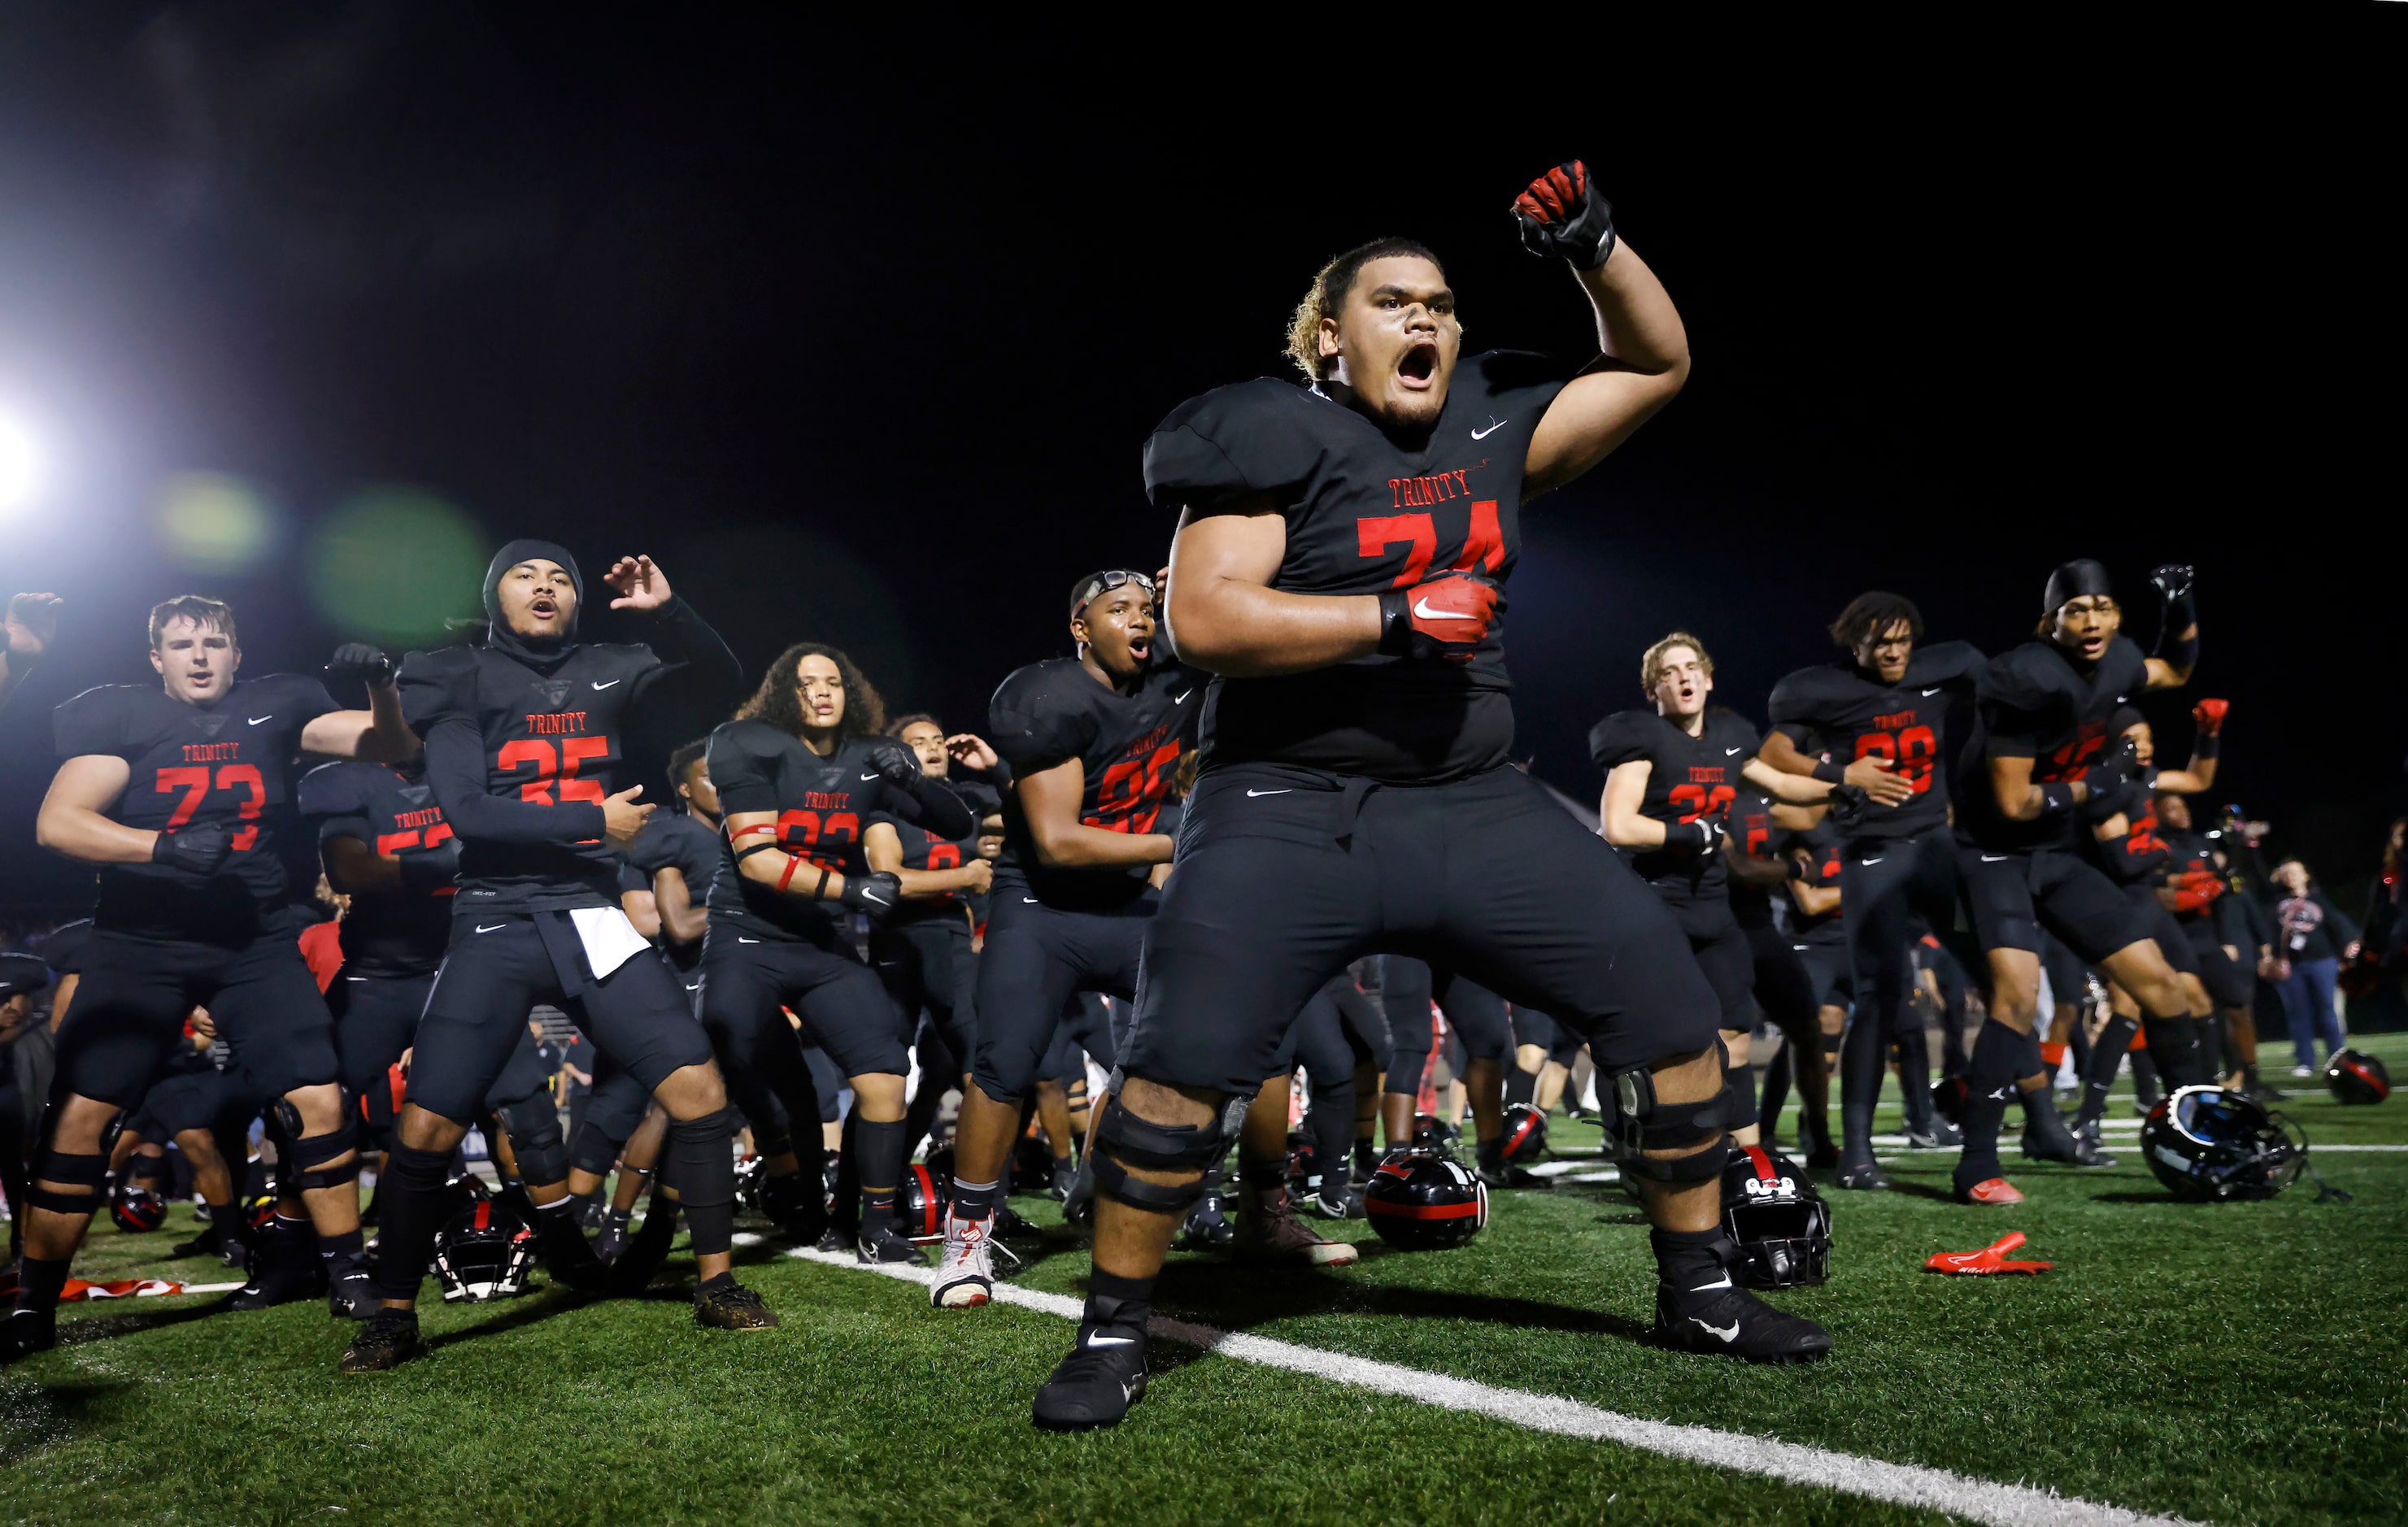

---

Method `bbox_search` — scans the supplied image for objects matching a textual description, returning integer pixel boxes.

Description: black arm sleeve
[627,598,744,715]
[881,777,977,841]
[422,718,607,845]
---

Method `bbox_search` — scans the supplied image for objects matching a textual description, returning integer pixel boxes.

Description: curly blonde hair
[1285,237,1444,382]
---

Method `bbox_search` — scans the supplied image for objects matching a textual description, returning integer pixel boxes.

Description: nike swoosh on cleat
[248,715,274,725]
[474,924,507,933]
[1471,417,1509,440]
[591,680,621,690]
[1690,1316,1741,1342]
[1085,1333,1137,1347]
[1247,788,1292,797]
[1688,1273,1734,1292]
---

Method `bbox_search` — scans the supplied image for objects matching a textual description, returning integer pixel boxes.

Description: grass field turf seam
[2,1033,2401,1525]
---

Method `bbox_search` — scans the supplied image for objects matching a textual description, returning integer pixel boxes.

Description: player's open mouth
[1127,637,1151,662]
[530,596,560,620]
[1396,343,1438,390]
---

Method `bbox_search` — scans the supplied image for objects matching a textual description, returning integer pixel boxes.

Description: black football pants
[970,875,1153,1104]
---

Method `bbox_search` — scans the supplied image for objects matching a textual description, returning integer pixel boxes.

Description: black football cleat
[604,1198,681,1294]
[2019,1103,2107,1165]
[229,1217,326,1311]
[327,1255,380,1320]
[0,1307,57,1365]
[1474,1162,1548,1191]
[1653,1275,1831,1364]
[338,1309,422,1373]
[1798,1116,1840,1171]
[1833,1159,1890,1191]
[694,1277,779,1331]
[534,1206,612,1292]
[1031,1323,1150,1431]
[1060,1159,1098,1229]
[857,1224,930,1266]
[760,1171,828,1244]
[170,1219,227,1262]
[1311,1181,1365,1220]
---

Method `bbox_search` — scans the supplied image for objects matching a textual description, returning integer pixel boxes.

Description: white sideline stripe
[788,1248,2188,1527]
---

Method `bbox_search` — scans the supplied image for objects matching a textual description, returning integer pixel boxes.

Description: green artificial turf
[3,1033,2402,1527]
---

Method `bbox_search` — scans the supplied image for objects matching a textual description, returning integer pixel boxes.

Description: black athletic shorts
[2182,918,2254,1008]
[1668,896,1754,1034]
[137,1068,237,1139]
[1128,764,1719,1097]
[1795,941,1853,1012]
[329,967,433,1111]
[1041,993,1118,1088]
[1271,977,1361,1086]
[802,1047,843,1125]
[1740,920,1817,1037]
[971,872,1154,1103]
[699,927,904,1081]
[1956,842,2149,966]
[407,912,711,1125]
[873,915,978,1072]
[55,927,338,1110]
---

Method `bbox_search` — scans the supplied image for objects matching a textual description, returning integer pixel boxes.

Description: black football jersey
[870,777,997,923]
[1955,634,2150,853]
[1587,707,1761,904]
[704,724,958,943]
[2082,776,2172,887]
[1784,820,1847,946]
[54,673,340,942]
[398,642,668,914]
[1726,788,1781,929]
[298,761,455,977]
[1142,351,1570,783]
[987,658,1200,911]
[1765,641,1983,842]
[624,811,724,969]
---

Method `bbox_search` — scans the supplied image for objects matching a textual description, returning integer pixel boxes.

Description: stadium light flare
[0,413,42,511]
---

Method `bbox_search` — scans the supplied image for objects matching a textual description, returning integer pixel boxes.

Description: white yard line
[790,1248,2192,1527]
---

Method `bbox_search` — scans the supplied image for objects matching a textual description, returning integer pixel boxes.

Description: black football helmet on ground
[1719,1145,1830,1288]
[1500,1103,1548,1164]
[111,1182,168,1235]
[2140,1085,2305,1202]
[896,1161,948,1241]
[1012,1132,1057,1192]
[433,1178,538,1303]
[1410,1114,1458,1153]
[1365,1153,1488,1251]
[2324,1049,2392,1106]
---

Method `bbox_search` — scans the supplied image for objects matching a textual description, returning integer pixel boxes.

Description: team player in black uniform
[7,596,416,1360]
[1724,791,1835,1164]
[1029,161,1830,1433]
[1592,632,1863,1157]
[1944,559,2202,1205]
[864,714,996,1161]
[340,542,770,1373]
[1757,594,1992,1188]
[702,643,973,1264]
[931,570,1206,1312]
[2153,780,2269,1094]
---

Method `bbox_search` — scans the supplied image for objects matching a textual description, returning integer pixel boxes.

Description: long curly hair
[735,642,888,742]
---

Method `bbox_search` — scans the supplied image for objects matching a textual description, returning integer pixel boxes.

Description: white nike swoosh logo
[1861,858,1883,866]
[1470,417,1508,440]
[1724,747,1742,756]
[1174,690,1193,704]
[1247,789,1292,797]
[1922,686,1942,696]
[474,924,507,933]
[1980,854,2009,863]
[248,715,274,725]
[1690,1317,1740,1342]
[860,773,882,781]
[1085,1333,1137,1347]
[1688,1273,1733,1292]
[1411,598,1475,620]
[1022,897,1040,903]
[591,680,620,690]
[738,937,760,943]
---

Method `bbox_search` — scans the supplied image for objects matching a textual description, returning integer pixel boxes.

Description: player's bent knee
[1091,1094,1222,1215]
[1609,1065,1731,1185]
[499,1102,568,1186]
[286,1116,363,1192]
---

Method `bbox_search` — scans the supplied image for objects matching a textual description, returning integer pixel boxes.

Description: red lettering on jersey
[395,807,445,830]
[923,839,962,871]
[1667,783,1737,824]
[499,737,611,803]
[803,790,853,812]
[2038,722,2110,783]
[1088,741,1183,833]
[1356,500,1503,588]
[1685,765,1727,785]
[1853,724,1938,795]
[525,711,590,736]
[776,808,858,871]
[1871,710,1918,731]
[181,742,241,763]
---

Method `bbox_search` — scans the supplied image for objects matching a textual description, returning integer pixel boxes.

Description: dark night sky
[0,7,2400,920]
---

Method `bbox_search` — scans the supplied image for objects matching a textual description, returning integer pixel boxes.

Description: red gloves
[1926,1232,2053,1276]
[1378,570,1500,662]
[1512,160,1618,269]
[2192,698,2228,736]
[2171,867,2227,915]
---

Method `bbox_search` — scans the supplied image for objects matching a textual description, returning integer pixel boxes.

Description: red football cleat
[1956,1177,2026,1206]
[1927,1232,2053,1276]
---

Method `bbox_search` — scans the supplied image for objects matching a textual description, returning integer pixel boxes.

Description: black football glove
[152,822,233,877]
[396,839,463,896]
[1825,782,1871,828]
[2149,563,2197,649]
[326,642,395,689]
[1512,159,1617,270]
[864,742,922,788]
[838,869,904,921]
[1666,819,1724,855]
[2084,737,2151,796]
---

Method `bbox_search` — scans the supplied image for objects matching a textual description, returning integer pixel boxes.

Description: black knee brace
[1089,1095,1222,1214]
[567,1120,621,1180]
[27,1147,110,1216]
[1609,1067,1730,1185]
[285,1117,362,1194]
[497,1098,568,1187]
[662,1108,738,1212]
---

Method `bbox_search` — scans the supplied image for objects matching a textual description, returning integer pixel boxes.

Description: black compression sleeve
[423,719,607,845]
[627,598,744,714]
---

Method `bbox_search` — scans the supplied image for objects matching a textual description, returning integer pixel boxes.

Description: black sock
[1839,1011,1887,1163]
[1352,1138,1378,1177]
[1083,1267,1152,1335]
[1649,1225,1728,1299]
[371,1145,456,1303]
[2145,1018,2205,1089]
[1238,1157,1282,1192]
[854,1117,908,1238]
[1476,1137,1504,1174]
[1955,1018,2023,1185]
[1503,1066,1537,1108]
[699,1269,735,1297]
[1307,1083,1353,1190]
[15,1255,71,1314]
[317,1228,366,1267]
[1895,1040,1933,1132]
[951,1175,999,1220]
[2077,1017,2137,1128]
[663,1108,738,1257]
[1757,1044,1793,1134]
